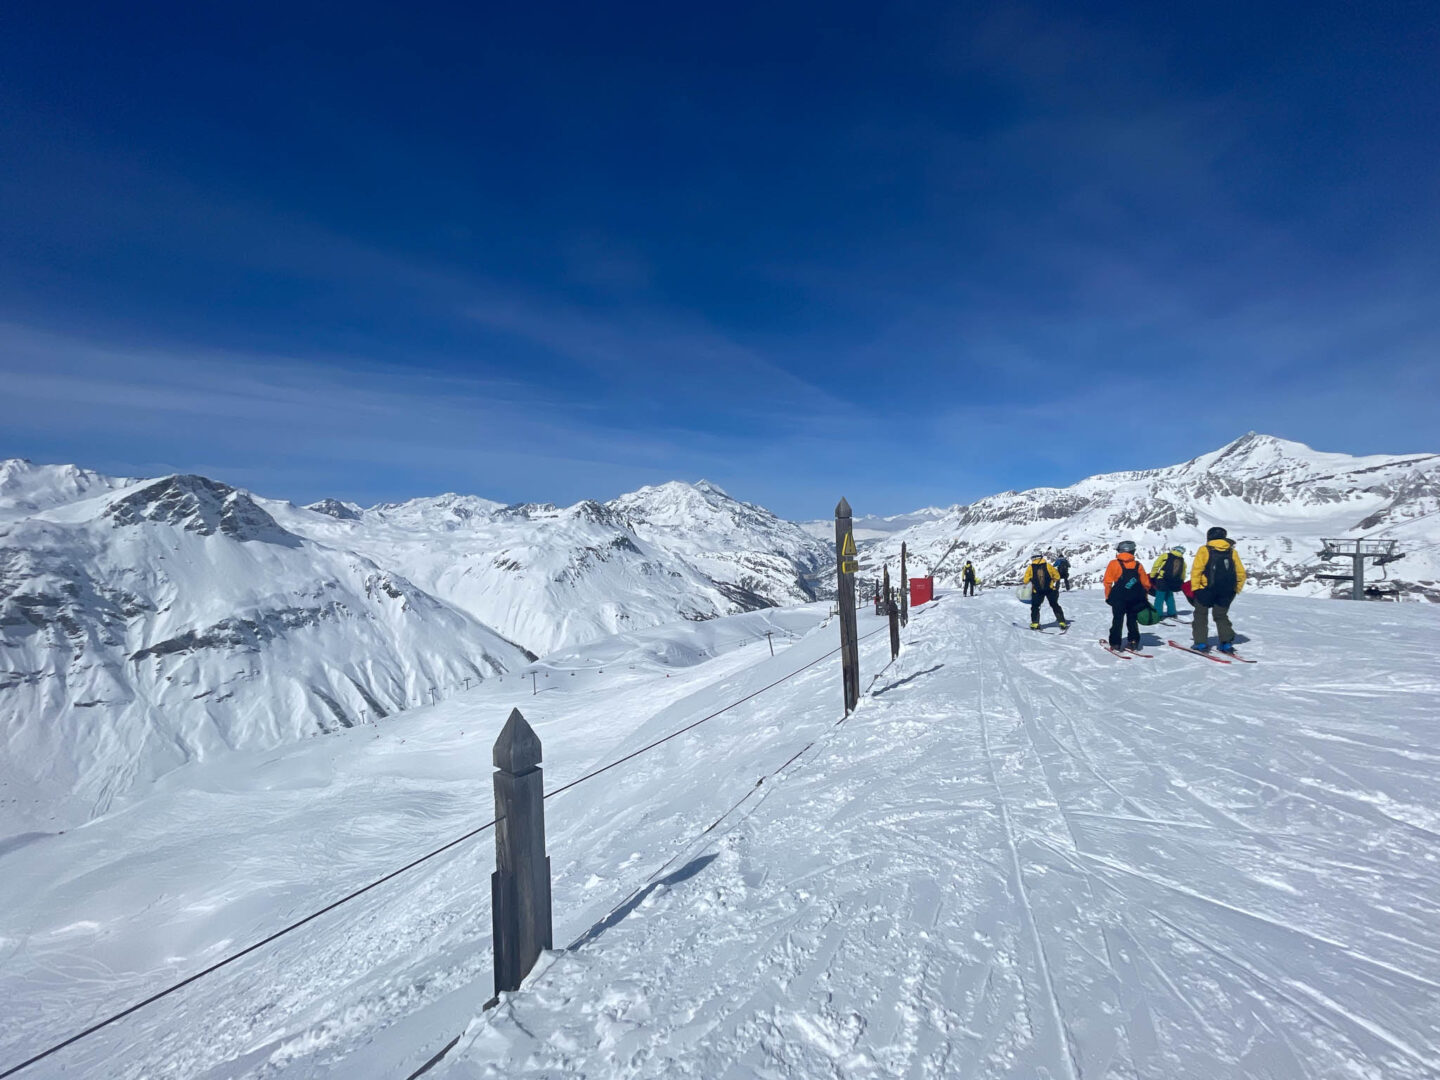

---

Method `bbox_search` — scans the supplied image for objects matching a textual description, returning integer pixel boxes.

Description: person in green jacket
[1149,545,1187,619]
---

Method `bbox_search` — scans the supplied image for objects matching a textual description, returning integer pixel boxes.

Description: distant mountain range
[0,464,828,833]
[2,433,1435,834]
[847,433,1440,599]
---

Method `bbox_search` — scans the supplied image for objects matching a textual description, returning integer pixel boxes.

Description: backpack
[1160,552,1183,589]
[1108,559,1147,610]
[1201,542,1239,604]
[1031,562,1051,591]
[1055,557,1070,573]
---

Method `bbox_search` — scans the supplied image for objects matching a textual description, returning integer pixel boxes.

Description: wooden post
[835,498,860,714]
[900,542,909,628]
[491,708,553,1001]
[884,564,900,660]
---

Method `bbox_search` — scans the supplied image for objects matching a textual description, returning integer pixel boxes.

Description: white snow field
[2,590,1439,1079]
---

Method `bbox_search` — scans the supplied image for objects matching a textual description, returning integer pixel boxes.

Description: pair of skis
[1098,640,1152,659]
[1165,640,1257,664]
[1097,639,1258,664]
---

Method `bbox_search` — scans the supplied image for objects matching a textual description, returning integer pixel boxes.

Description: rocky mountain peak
[306,498,362,521]
[105,475,299,545]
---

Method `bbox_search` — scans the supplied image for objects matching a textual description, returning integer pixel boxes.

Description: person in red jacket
[1103,540,1152,650]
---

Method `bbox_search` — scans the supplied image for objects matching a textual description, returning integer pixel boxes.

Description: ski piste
[1168,639,1231,664]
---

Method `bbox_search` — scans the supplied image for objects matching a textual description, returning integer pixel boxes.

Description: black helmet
[1206,526,1228,541]
[1117,540,1136,554]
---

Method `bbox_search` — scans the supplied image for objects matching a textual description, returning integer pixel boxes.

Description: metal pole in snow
[835,498,861,715]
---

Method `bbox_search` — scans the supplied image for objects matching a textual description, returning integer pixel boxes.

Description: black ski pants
[1060,572,1071,591]
[1109,605,1140,648]
[963,580,977,596]
[1030,589,1065,625]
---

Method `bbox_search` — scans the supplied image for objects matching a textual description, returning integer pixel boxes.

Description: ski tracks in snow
[447,593,1440,1080]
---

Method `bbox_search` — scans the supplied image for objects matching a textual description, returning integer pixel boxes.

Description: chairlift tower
[1315,538,1405,600]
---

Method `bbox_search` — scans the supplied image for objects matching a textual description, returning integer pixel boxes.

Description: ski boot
[1218,642,1235,654]
[1029,621,1040,630]
[1192,641,1210,652]
[1058,620,1069,630]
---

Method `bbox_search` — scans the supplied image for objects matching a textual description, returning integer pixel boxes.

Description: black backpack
[1161,552,1183,589]
[1203,543,1239,602]
[1032,562,1051,591]
[1109,561,1146,609]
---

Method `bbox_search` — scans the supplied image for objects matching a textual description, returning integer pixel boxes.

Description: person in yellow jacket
[1022,553,1068,630]
[1150,545,1187,619]
[1190,526,1247,653]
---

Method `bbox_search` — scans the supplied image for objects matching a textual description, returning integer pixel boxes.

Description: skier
[1149,545,1187,620]
[962,560,978,597]
[1054,553,1072,591]
[1191,527,1246,652]
[1022,553,1068,630]
[1103,540,1152,650]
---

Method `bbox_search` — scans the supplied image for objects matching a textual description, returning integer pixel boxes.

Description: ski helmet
[1171,545,1185,555]
[1206,526,1228,541]
[1117,540,1137,554]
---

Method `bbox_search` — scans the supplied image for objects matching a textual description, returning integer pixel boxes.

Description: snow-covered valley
[2,591,1438,1079]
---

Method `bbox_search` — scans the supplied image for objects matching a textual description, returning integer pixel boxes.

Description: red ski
[1168,640,1231,664]
[1098,639,1133,659]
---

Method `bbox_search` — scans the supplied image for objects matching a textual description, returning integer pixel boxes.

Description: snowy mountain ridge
[0,464,831,835]
[4,432,1436,836]
[856,433,1440,599]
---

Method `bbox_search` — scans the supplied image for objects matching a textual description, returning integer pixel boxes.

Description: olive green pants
[1192,602,1234,645]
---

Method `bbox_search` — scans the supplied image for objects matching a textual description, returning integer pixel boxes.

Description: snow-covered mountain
[858,433,1440,599]
[0,465,533,834]
[0,465,830,834]
[5,433,1435,835]
[274,479,829,657]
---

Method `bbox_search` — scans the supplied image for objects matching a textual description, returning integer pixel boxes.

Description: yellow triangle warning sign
[841,532,856,557]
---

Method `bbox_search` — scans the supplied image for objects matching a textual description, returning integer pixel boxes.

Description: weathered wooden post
[491,708,553,1000]
[884,564,900,660]
[900,542,909,628]
[835,498,860,714]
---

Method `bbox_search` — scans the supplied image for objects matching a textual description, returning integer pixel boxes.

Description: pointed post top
[835,497,852,519]
[494,708,542,773]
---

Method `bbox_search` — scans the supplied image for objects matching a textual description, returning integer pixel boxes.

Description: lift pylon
[1315,538,1405,600]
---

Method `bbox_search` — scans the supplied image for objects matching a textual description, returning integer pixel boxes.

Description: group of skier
[1014,527,1246,653]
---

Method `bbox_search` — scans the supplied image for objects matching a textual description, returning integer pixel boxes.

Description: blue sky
[2,1,1437,518]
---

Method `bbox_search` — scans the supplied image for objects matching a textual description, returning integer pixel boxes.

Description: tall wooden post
[491,708,553,999]
[884,564,900,660]
[900,542,909,628]
[835,498,860,714]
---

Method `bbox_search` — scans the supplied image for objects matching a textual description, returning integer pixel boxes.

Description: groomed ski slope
[3,592,1439,1078]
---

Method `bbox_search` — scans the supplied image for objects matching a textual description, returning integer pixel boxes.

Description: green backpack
[1136,605,1161,626]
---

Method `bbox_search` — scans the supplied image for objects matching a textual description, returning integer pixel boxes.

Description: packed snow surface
[3,590,1439,1079]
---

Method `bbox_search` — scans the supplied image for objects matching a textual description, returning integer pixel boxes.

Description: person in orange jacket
[1103,540,1153,650]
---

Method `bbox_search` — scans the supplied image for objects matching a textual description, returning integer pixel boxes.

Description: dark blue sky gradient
[2,1,1437,516]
